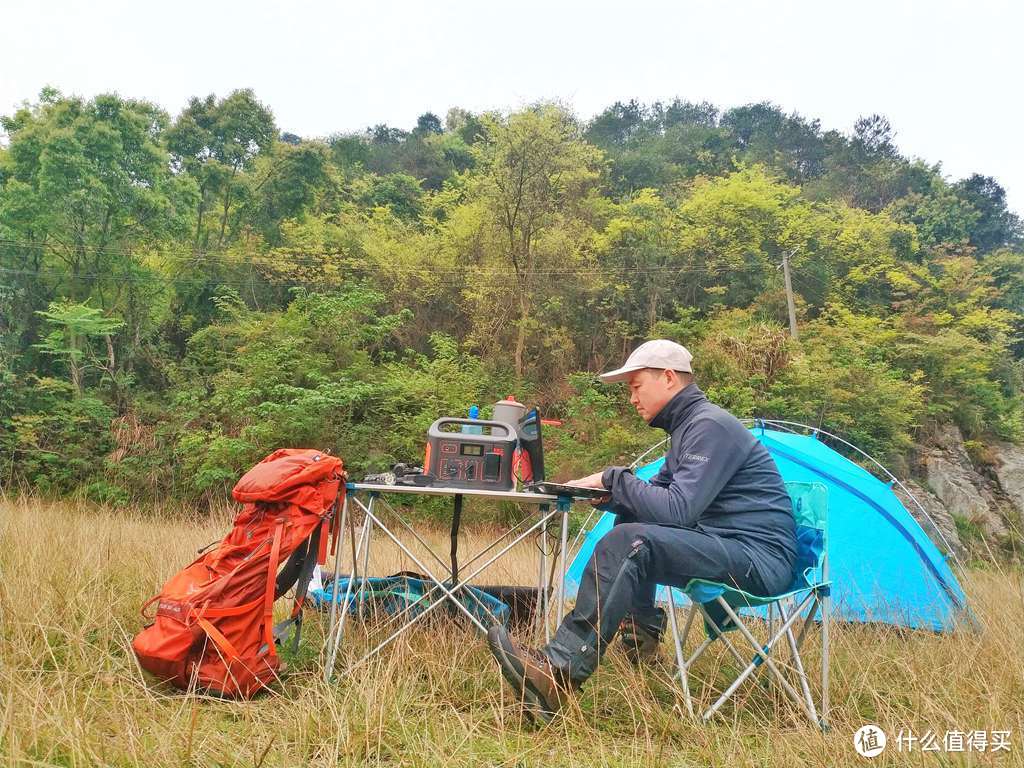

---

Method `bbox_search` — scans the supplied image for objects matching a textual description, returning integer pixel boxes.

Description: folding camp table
[322,483,575,681]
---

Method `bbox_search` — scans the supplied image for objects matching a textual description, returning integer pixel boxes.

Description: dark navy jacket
[601,384,797,590]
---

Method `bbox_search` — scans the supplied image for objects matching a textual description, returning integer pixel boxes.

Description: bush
[765,310,926,467]
[0,376,114,494]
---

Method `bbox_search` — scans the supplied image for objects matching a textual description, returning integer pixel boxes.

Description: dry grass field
[1,495,1022,767]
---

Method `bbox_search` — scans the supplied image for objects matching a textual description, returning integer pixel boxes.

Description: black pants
[543,520,789,684]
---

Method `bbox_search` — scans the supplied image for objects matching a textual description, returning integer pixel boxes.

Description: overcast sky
[2,0,1021,214]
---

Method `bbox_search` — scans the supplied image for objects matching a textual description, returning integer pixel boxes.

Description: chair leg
[701,598,805,721]
[685,635,716,671]
[666,589,695,717]
[789,593,829,732]
[821,591,830,730]
[716,598,819,725]
[779,601,818,723]
[693,603,762,721]
[792,596,819,652]
[676,594,825,727]
[695,604,749,669]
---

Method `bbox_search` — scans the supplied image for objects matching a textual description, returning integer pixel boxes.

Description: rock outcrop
[990,441,1024,532]
[893,480,964,558]
[923,425,1009,540]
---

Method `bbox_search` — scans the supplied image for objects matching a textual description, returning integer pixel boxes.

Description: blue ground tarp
[566,427,969,632]
[310,574,511,626]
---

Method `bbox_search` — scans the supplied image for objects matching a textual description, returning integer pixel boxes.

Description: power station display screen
[459,444,484,456]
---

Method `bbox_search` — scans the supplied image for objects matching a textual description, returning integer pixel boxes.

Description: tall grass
[1,496,1022,767]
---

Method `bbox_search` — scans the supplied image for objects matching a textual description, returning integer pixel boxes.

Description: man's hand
[568,471,610,506]
[567,471,606,489]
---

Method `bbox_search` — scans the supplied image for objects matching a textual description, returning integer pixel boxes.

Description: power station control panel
[425,418,517,490]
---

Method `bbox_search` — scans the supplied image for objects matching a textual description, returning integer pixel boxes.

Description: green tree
[413,112,443,136]
[0,375,115,495]
[720,102,826,182]
[247,140,332,244]
[357,173,425,221]
[34,299,123,397]
[586,99,733,194]
[888,174,980,249]
[0,90,190,384]
[2,89,1022,506]
[766,307,927,466]
[166,89,277,249]
[673,167,807,310]
[952,174,1023,254]
[471,105,604,377]
[593,188,679,349]
[0,91,184,287]
[171,286,405,495]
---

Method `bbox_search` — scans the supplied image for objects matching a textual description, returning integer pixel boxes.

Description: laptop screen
[518,408,545,484]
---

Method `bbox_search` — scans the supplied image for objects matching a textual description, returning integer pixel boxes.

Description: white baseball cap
[598,339,694,383]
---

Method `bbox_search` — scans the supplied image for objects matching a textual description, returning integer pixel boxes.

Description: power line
[2,264,842,303]
[1,263,713,293]
[0,252,701,278]
[2,261,829,296]
[794,266,836,292]
[789,272,831,296]
[2,238,851,304]
[0,237,835,279]
[0,265,476,293]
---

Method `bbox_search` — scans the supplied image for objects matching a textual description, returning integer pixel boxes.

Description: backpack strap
[316,517,329,564]
[329,483,346,558]
[194,616,243,663]
[263,518,286,654]
[140,594,162,619]
[195,597,264,618]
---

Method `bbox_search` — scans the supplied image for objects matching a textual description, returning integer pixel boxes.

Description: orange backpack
[132,449,345,697]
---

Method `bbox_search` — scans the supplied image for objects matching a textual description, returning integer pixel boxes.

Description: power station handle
[433,418,514,437]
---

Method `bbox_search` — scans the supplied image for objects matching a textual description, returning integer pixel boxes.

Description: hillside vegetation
[1,91,1022,506]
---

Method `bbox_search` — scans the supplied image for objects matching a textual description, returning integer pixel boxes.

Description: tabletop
[347,482,565,503]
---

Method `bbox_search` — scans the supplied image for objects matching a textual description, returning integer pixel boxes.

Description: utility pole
[781,248,799,340]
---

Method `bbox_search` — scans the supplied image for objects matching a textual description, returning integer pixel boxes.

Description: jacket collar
[648,383,706,432]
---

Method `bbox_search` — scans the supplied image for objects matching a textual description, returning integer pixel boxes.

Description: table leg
[325,497,373,681]
[539,505,551,644]
[323,491,349,682]
[450,494,463,584]
[355,498,490,633]
[356,495,375,615]
[555,497,571,626]
[536,515,546,643]
[359,495,545,634]
[344,506,561,673]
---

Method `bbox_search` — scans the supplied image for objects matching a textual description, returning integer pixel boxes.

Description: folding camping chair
[664,481,830,729]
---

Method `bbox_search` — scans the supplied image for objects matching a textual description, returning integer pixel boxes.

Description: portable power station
[425,418,517,490]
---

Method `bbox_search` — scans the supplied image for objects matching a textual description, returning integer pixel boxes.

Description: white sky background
[2,0,1021,214]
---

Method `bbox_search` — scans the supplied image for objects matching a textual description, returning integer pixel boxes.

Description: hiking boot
[618,607,666,664]
[486,625,573,723]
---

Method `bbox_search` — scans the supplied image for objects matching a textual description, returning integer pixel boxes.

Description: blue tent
[565,426,969,632]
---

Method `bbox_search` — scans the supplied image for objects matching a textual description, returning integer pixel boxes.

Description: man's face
[627,368,680,422]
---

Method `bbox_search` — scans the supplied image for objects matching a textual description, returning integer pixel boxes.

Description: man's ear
[665,368,689,388]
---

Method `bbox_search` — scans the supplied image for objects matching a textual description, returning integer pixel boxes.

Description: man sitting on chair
[487,339,798,722]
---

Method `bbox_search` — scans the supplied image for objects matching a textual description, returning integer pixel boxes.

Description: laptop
[519,409,609,500]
